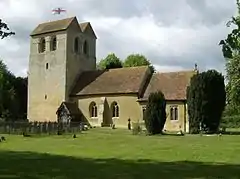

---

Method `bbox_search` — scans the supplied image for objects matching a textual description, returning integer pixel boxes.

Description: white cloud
[86,16,122,32]
[0,0,43,21]
[154,64,186,72]
[0,0,237,77]
[90,15,229,70]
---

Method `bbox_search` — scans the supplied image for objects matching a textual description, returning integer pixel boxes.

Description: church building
[27,16,196,133]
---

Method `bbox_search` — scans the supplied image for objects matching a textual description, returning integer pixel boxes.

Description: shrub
[187,70,226,134]
[132,122,142,135]
[144,91,166,135]
[220,115,240,128]
[220,105,240,129]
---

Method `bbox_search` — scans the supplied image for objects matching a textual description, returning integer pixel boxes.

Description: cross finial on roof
[194,63,197,70]
[194,63,199,73]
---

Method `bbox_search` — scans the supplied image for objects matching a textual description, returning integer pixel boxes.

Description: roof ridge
[30,16,77,36]
[79,22,89,31]
[79,21,90,24]
[155,70,195,75]
[106,66,149,71]
[39,16,76,26]
[79,22,97,39]
[82,69,105,73]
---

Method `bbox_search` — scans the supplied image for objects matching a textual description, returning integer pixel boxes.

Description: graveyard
[1,1,240,179]
[0,128,240,179]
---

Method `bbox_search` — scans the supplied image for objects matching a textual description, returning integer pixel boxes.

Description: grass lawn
[0,128,240,179]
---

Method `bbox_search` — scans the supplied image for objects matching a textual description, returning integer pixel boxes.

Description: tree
[0,60,15,120]
[12,77,28,119]
[144,91,166,135]
[225,55,240,107]
[187,70,226,134]
[219,0,240,109]
[219,0,240,59]
[0,19,15,39]
[97,53,123,70]
[124,54,155,73]
[0,60,27,121]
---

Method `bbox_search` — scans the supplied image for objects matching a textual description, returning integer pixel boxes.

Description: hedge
[220,115,240,128]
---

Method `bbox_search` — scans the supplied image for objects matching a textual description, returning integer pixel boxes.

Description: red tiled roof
[141,70,196,100]
[71,66,149,96]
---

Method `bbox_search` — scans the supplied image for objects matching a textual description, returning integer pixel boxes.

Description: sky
[0,0,238,77]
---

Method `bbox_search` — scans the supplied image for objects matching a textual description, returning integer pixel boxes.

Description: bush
[187,70,226,134]
[220,105,240,129]
[220,115,240,128]
[132,122,142,135]
[144,91,166,135]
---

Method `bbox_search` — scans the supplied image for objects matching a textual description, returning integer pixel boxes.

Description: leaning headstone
[128,118,131,130]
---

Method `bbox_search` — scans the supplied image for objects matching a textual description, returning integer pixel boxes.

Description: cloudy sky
[0,0,237,77]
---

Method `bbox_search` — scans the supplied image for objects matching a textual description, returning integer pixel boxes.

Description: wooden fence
[0,121,85,135]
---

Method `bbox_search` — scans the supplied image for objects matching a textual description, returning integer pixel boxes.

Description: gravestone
[98,97,106,126]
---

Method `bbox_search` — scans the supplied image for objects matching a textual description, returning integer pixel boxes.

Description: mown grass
[0,128,240,179]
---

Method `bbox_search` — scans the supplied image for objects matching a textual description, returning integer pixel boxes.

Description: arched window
[74,37,79,53]
[83,40,88,55]
[50,36,57,51]
[170,107,174,120]
[174,107,178,121]
[89,102,97,117]
[112,102,119,118]
[142,106,146,120]
[39,38,46,53]
[170,106,178,120]
[45,63,49,70]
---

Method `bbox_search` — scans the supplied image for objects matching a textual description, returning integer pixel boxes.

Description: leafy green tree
[219,0,240,109]
[186,76,200,134]
[144,91,166,135]
[124,54,155,73]
[225,55,240,107]
[0,60,15,120]
[0,19,15,39]
[187,70,226,133]
[12,77,28,119]
[97,53,123,70]
[0,60,27,121]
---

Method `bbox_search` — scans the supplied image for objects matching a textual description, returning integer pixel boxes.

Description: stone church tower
[27,17,97,122]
